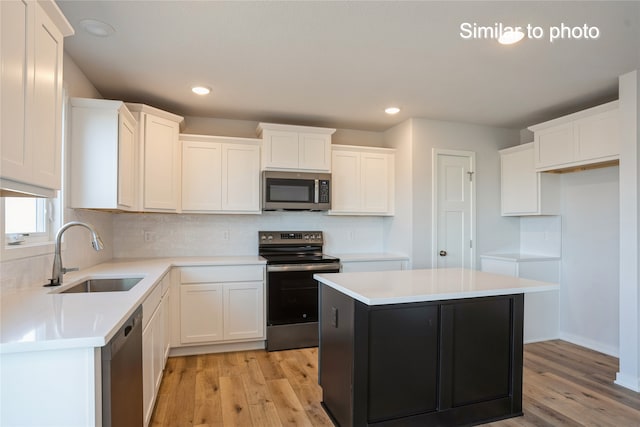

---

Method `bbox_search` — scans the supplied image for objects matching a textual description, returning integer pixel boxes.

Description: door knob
[439,250,447,256]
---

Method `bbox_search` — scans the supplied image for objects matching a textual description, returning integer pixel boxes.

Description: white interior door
[433,150,475,269]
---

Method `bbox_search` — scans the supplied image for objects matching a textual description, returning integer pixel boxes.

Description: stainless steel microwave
[262,171,331,211]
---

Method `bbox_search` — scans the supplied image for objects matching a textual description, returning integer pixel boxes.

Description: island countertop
[314,267,559,306]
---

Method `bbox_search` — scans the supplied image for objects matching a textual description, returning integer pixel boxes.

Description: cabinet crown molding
[125,102,184,126]
[256,122,336,136]
[38,0,74,36]
[179,133,260,145]
[528,100,618,132]
[332,144,396,154]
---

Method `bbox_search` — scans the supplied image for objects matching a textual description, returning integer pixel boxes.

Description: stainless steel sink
[60,277,143,293]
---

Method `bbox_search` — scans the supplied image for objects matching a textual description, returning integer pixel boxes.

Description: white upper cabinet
[529,101,619,172]
[181,134,261,214]
[126,103,184,212]
[1,0,73,197]
[257,123,335,172]
[330,145,395,216]
[70,98,138,210]
[182,139,222,211]
[500,143,560,216]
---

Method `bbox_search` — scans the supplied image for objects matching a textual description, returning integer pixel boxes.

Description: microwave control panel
[319,180,330,203]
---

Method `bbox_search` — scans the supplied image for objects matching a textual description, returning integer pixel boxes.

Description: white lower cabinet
[180,283,224,343]
[179,265,265,346]
[142,272,171,427]
[480,255,560,344]
[340,257,409,273]
[224,282,265,340]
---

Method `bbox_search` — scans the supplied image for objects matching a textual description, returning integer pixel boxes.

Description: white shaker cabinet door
[361,152,391,213]
[534,123,574,170]
[181,140,222,211]
[299,132,331,171]
[223,282,264,341]
[262,130,300,169]
[1,0,31,184]
[31,4,64,189]
[180,283,224,344]
[143,114,180,211]
[574,108,619,162]
[501,144,538,215]
[331,150,361,212]
[222,143,260,212]
[117,111,137,209]
[1,0,67,194]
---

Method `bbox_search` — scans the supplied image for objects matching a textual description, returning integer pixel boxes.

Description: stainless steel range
[259,231,340,351]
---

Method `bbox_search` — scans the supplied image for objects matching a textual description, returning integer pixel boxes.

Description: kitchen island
[314,268,559,427]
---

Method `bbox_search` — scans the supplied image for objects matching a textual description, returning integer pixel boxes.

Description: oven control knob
[261,235,266,240]
[304,234,310,240]
[267,234,273,240]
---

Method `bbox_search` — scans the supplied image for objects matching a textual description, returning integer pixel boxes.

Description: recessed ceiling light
[191,86,211,95]
[385,107,400,115]
[79,19,115,37]
[498,29,525,45]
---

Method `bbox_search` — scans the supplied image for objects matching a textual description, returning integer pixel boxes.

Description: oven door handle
[267,263,341,273]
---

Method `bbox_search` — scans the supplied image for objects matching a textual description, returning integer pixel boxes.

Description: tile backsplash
[520,216,562,257]
[113,211,385,258]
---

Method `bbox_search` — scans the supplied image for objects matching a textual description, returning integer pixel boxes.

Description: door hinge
[467,171,474,182]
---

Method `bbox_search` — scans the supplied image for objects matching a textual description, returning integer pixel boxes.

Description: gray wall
[560,166,620,356]
[384,118,521,268]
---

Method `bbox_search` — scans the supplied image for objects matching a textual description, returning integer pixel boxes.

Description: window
[4,197,54,245]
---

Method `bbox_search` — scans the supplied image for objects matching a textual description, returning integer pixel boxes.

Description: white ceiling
[57,1,640,132]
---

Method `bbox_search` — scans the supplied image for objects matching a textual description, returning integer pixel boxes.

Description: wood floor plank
[241,356,271,405]
[251,349,287,381]
[248,401,284,427]
[160,355,198,427]
[219,375,253,426]
[151,341,640,427]
[266,378,313,427]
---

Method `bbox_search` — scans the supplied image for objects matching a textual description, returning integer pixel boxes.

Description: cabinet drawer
[180,265,264,284]
[142,282,162,329]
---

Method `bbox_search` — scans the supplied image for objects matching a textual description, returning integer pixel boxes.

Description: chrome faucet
[46,221,104,286]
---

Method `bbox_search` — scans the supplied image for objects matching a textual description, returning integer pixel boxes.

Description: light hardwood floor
[151,340,640,426]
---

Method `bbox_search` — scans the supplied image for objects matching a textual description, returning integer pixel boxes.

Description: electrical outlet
[144,231,156,242]
[222,230,230,241]
[348,231,355,240]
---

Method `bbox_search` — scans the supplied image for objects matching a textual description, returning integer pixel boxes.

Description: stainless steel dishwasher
[102,305,143,427]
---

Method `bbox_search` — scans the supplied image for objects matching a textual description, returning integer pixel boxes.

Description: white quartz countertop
[480,253,561,262]
[314,268,559,306]
[334,252,409,262]
[0,256,265,354]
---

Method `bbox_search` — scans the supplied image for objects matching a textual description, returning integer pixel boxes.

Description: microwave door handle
[314,180,319,204]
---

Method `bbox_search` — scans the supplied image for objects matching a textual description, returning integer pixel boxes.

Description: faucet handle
[62,267,79,273]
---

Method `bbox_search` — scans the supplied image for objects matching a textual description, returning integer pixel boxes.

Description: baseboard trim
[168,340,265,357]
[615,372,640,392]
[559,332,619,357]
